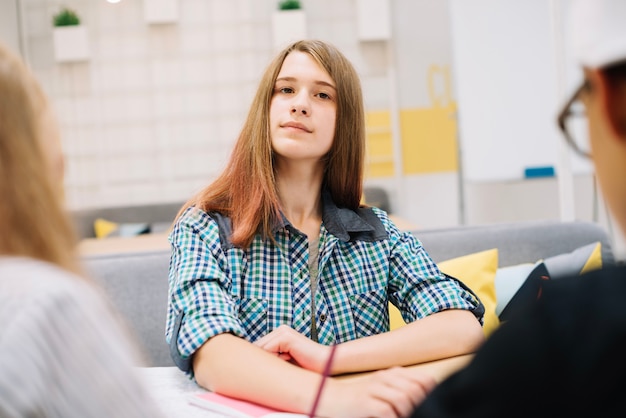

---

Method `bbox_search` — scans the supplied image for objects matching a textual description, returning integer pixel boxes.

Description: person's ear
[592,68,626,141]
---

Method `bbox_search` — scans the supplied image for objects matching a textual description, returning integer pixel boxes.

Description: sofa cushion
[390,248,499,335]
[439,249,499,335]
[544,241,603,278]
[415,220,613,268]
[498,261,551,322]
[493,262,537,317]
[495,241,605,319]
[391,240,608,334]
[94,218,151,238]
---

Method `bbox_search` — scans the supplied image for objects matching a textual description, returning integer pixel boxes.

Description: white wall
[447,0,625,259]
[0,0,21,56]
[12,0,625,259]
[21,0,399,210]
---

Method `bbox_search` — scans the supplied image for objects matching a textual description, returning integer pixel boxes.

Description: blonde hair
[181,40,365,248]
[0,42,80,274]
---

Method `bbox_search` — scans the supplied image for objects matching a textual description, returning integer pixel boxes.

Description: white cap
[569,0,626,68]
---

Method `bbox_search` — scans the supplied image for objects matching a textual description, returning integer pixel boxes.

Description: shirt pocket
[348,287,389,338]
[237,297,268,342]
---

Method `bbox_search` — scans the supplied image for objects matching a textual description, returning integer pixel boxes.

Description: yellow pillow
[389,300,406,331]
[94,217,119,238]
[580,242,602,274]
[93,218,151,239]
[389,248,499,336]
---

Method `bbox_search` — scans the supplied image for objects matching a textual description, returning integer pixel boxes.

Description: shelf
[356,0,391,41]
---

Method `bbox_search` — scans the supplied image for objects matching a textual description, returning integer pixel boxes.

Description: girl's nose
[290,92,310,115]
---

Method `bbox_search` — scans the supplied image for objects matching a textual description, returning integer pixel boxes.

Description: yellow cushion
[94,217,119,238]
[580,242,602,274]
[93,218,152,239]
[389,300,406,331]
[389,248,499,336]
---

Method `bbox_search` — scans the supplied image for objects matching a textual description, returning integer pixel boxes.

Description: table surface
[138,367,209,418]
[78,232,170,256]
[138,354,472,417]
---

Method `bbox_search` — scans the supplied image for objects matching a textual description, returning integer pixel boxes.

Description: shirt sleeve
[378,210,483,324]
[166,207,246,368]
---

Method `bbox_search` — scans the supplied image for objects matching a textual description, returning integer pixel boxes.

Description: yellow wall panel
[400,103,459,174]
[365,110,394,178]
[366,111,391,128]
[368,134,393,156]
[364,102,459,178]
[367,161,395,178]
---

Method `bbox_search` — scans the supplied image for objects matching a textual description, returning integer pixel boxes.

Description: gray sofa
[83,219,614,367]
[71,201,184,239]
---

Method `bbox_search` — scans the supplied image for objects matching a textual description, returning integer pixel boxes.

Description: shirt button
[319,314,327,323]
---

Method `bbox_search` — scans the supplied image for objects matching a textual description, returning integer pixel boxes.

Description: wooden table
[78,232,170,256]
[406,354,472,382]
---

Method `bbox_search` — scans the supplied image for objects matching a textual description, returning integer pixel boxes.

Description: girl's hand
[320,367,436,418]
[254,325,330,373]
[255,326,437,417]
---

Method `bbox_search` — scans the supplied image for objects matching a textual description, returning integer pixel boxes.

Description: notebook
[189,392,308,418]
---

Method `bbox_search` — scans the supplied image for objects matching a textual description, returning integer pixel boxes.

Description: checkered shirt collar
[272,189,387,242]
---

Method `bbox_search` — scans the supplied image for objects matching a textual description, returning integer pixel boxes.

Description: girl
[167,39,484,418]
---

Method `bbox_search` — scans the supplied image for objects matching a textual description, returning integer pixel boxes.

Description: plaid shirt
[166,193,482,371]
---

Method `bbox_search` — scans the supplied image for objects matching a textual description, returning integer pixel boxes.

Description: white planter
[356,0,391,41]
[53,25,90,63]
[272,10,307,51]
[144,0,179,24]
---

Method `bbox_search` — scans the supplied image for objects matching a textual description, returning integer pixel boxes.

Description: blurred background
[2,0,624,258]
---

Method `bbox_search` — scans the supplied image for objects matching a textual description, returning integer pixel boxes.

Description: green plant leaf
[53,7,81,27]
[278,0,301,11]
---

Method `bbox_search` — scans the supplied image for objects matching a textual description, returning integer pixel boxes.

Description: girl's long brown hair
[179,40,365,248]
[0,42,80,274]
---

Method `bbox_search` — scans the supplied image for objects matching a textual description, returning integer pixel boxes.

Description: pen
[308,344,337,418]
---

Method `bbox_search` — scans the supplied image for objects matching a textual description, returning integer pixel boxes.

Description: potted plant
[52,7,90,62]
[53,7,80,26]
[355,0,391,41]
[272,0,307,50]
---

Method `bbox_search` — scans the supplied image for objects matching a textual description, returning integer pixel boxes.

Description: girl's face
[269,51,337,164]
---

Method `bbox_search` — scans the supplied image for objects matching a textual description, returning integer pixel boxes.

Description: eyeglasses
[557,80,591,158]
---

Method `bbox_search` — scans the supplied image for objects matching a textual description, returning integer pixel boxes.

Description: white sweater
[0,257,165,418]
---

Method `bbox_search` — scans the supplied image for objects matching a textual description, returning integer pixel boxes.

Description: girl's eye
[278,87,294,94]
[317,92,331,100]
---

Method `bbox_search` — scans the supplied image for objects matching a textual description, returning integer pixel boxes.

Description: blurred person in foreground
[0,41,164,417]
[412,0,626,416]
